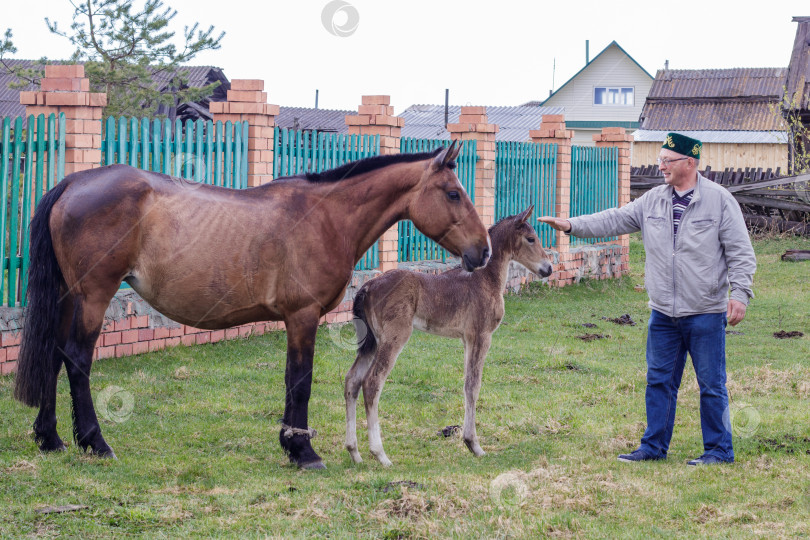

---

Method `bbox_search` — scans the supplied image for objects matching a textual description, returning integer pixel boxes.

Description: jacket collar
[661,172,705,203]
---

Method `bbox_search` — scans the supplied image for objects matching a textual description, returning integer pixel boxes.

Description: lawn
[1,232,809,538]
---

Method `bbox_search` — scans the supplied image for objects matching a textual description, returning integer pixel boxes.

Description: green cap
[662,133,702,159]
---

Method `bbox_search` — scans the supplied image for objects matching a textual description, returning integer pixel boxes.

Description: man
[538,133,756,465]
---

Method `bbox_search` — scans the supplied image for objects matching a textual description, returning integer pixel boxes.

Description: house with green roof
[535,41,654,147]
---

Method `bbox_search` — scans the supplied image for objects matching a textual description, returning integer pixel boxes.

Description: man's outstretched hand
[537,216,571,232]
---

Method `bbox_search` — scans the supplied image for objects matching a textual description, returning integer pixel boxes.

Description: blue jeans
[638,310,733,461]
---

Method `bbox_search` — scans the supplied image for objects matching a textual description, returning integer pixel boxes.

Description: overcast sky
[4,0,807,112]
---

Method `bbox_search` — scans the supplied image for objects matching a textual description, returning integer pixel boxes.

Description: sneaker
[617,449,664,463]
[686,454,732,466]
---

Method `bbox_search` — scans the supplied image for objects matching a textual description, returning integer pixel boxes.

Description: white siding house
[540,41,654,146]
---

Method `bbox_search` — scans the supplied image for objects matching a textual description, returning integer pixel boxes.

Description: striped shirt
[672,190,694,239]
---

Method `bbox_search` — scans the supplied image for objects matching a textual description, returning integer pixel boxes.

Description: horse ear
[433,140,459,169]
[433,144,451,169]
[518,205,534,223]
[447,140,462,163]
[443,140,459,167]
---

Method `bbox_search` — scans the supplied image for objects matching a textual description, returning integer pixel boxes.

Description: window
[594,87,634,106]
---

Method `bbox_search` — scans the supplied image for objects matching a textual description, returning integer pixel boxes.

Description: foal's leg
[345,344,376,463]
[362,325,413,467]
[279,307,324,469]
[33,295,74,452]
[462,333,492,457]
[63,291,118,457]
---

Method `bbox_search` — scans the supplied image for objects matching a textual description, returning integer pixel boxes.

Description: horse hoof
[40,443,67,453]
[299,460,326,470]
[94,448,117,460]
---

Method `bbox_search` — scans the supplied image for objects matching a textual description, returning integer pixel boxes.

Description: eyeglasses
[657,157,689,166]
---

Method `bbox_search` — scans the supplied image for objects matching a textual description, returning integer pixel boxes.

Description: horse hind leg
[362,324,413,467]
[32,295,74,452]
[62,290,119,457]
[344,323,377,463]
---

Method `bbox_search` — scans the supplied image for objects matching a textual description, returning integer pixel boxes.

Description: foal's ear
[517,205,535,223]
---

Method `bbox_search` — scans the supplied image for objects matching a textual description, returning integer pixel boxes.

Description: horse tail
[352,286,377,357]
[14,180,70,408]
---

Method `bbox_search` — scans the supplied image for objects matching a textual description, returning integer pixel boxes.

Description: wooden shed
[633,67,789,172]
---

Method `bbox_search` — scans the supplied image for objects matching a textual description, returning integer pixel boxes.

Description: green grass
[1,232,809,538]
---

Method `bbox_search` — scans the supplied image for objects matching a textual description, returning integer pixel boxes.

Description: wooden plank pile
[631,165,810,235]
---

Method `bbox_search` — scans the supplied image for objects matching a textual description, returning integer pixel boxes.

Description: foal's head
[491,206,553,277]
[408,142,491,272]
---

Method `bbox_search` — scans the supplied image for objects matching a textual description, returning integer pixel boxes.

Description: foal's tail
[352,286,377,357]
[14,180,70,407]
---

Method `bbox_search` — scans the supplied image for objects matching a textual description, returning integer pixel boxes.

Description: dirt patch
[726,330,744,335]
[773,330,804,339]
[602,314,636,326]
[438,425,460,438]
[756,434,810,454]
[577,333,607,341]
[581,323,597,328]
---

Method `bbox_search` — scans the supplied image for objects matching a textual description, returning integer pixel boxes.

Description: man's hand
[537,216,571,232]
[727,299,747,326]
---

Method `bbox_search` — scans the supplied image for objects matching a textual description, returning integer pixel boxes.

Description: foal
[345,206,553,466]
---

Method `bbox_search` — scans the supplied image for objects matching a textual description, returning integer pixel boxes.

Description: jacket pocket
[691,218,717,231]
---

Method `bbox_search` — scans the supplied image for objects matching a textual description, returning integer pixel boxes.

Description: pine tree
[2,0,225,118]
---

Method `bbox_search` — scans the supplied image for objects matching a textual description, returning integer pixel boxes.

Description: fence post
[20,65,106,176]
[593,127,633,275]
[346,95,402,272]
[209,80,278,186]
[530,114,574,287]
[448,107,498,228]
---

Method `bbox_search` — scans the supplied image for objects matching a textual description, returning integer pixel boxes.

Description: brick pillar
[20,65,106,176]
[209,80,278,186]
[447,106,498,227]
[346,95,403,272]
[530,114,574,287]
[594,126,634,275]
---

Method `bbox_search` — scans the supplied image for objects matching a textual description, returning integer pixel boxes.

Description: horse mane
[300,148,446,183]
[489,214,521,235]
[488,213,534,251]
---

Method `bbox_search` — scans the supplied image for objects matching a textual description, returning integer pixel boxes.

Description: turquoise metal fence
[495,140,557,247]
[570,146,618,245]
[102,117,249,188]
[273,128,380,270]
[397,137,478,262]
[1,113,66,307]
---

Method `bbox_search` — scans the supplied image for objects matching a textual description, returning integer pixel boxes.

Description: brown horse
[13,142,491,469]
[345,206,552,466]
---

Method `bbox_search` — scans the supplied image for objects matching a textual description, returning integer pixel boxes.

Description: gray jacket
[568,174,756,317]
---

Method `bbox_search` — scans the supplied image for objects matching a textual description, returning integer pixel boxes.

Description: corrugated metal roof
[275,107,353,133]
[641,101,786,131]
[634,129,788,144]
[647,67,788,99]
[640,67,788,132]
[0,59,38,118]
[400,104,565,141]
